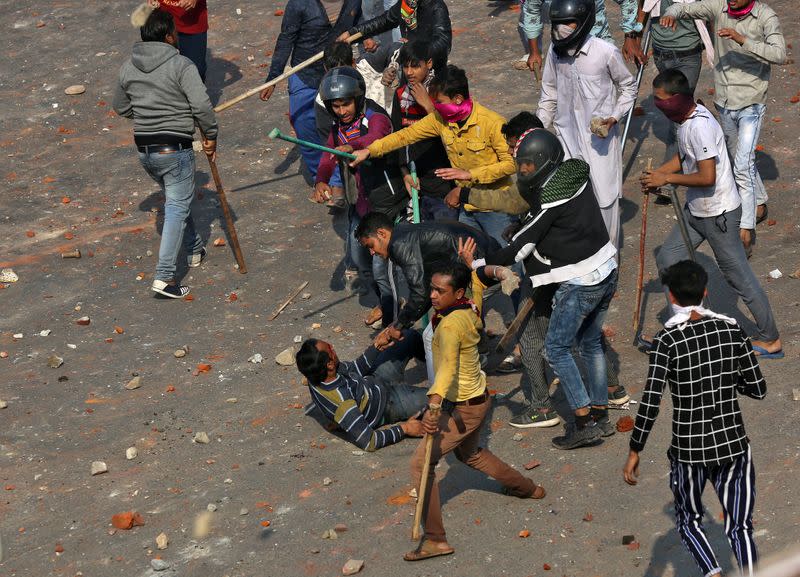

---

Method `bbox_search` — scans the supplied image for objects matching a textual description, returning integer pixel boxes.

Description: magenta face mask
[727,0,756,18]
[433,98,473,123]
[654,93,695,123]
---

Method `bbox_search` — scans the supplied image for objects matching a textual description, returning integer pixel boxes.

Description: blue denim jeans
[459,209,522,308]
[346,208,371,275]
[544,269,618,411]
[715,103,767,230]
[288,74,322,180]
[138,148,203,282]
[458,209,517,248]
[374,329,429,423]
[420,195,459,222]
[177,31,208,82]
[655,205,779,341]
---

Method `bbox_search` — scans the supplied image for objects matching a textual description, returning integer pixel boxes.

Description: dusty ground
[1,1,799,576]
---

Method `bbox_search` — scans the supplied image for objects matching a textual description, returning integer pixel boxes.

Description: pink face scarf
[433,98,473,123]
[726,0,756,18]
[654,93,696,124]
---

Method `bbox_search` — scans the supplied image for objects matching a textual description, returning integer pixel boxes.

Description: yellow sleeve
[467,182,530,215]
[368,113,442,158]
[471,272,486,317]
[428,319,462,400]
[469,116,517,184]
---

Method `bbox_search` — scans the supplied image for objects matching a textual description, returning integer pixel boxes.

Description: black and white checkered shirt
[630,318,766,465]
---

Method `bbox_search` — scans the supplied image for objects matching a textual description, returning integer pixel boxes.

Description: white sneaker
[152,279,190,299]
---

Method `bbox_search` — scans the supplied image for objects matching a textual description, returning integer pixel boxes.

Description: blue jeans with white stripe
[715,103,767,230]
[669,446,758,577]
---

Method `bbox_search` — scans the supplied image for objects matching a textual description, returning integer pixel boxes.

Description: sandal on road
[404,540,455,562]
[752,344,784,359]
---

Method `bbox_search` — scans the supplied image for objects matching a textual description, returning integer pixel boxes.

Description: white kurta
[536,36,637,210]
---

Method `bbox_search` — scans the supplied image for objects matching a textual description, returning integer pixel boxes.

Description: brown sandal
[403,539,455,562]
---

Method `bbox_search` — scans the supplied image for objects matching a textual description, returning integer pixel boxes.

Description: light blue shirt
[566,256,617,286]
[519,0,640,42]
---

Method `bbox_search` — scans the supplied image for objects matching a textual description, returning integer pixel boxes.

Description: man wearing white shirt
[536,0,638,250]
[641,68,782,358]
[634,0,714,206]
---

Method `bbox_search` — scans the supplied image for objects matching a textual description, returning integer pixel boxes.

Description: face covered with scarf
[653,87,696,124]
[432,92,473,123]
[727,0,756,18]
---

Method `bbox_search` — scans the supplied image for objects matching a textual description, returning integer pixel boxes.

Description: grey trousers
[655,205,779,341]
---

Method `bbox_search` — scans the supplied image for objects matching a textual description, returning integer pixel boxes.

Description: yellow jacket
[428,273,486,403]
[367,102,516,210]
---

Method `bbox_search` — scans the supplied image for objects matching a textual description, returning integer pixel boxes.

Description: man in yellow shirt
[404,261,545,562]
[350,64,518,248]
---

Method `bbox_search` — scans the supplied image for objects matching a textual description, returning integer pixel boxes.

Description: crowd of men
[113,0,786,570]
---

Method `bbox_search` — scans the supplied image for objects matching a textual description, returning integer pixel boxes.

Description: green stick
[268,128,370,165]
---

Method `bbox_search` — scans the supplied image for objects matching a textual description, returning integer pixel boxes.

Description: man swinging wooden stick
[404,260,545,562]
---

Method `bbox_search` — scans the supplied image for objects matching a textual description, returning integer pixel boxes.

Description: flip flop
[403,540,455,562]
[752,344,784,359]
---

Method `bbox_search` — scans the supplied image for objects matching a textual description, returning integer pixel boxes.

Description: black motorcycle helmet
[513,128,565,203]
[319,66,367,117]
[549,0,596,58]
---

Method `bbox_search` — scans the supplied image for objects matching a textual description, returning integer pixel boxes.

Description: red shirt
[158,0,208,34]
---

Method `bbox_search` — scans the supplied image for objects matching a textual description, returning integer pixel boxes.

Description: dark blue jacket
[266,0,362,88]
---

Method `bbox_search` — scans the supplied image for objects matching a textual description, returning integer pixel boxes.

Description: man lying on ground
[295,330,426,451]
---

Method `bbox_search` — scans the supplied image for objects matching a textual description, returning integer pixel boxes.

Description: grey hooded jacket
[113,41,218,140]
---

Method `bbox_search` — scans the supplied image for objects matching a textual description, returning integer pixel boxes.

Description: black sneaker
[187,247,206,268]
[551,421,603,450]
[152,279,191,299]
[654,193,672,206]
[591,409,616,437]
[509,408,560,429]
[608,385,630,406]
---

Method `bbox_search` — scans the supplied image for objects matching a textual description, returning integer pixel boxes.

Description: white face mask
[553,24,576,40]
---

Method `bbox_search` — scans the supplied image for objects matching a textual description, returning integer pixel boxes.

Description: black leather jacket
[349,0,452,71]
[388,221,498,329]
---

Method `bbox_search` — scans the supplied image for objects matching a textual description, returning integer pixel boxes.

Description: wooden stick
[214,32,363,113]
[412,403,441,541]
[632,159,653,334]
[495,297,536,353]
[206,153,247,273]
[269,281,309,320]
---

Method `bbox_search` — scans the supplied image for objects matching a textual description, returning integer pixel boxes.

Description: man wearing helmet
[260,0,363,182]
[314,66,408,327]
[463,129,618,450]
[537,0,638,251]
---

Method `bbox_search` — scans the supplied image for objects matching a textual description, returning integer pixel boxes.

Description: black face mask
[517,176,542,214]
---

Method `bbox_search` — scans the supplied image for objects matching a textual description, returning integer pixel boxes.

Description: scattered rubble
[125,376,141,390]
[342,559,364,575]
[193,432,210,444]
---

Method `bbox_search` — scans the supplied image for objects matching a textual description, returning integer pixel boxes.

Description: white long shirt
[536,36,637,208]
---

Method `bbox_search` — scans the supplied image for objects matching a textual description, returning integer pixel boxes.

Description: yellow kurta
[428,274,487,402]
